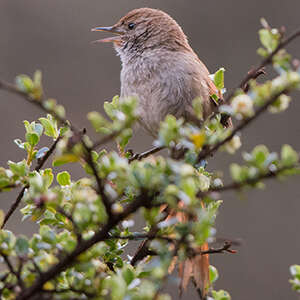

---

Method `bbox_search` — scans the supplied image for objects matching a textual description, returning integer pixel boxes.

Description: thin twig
[203,164,299,196]
[223,28,300,105]
[197,88,289,162]
[1,187,26,229]
[92,127,127,150]
[56,208,82,241]
[1,253,24,289]
[128,146,165,163]
[0,79,79,132]
[200,241,236,255]
[83,144,112,217]
[1,136,61,229]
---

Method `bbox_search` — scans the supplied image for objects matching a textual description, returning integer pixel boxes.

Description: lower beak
[91,26,123,44]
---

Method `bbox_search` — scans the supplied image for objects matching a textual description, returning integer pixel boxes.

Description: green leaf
[212,289,231,300]
[15,236,29,256]
[34,123,43,136]
[15,75,34,93]
[214,68,225,90]
[39,115,58,139]
[259,28,280,53]
[0,210,4,228]
[26,132,39,147]
[117,128,133,151]
[52,154,79,167]
[281,144,299,167]
[40,225,56,243]
[33,70,42,87]
[56,171,71,186]
[209,265,219,284]
[87,111,109,132]
[42,169,54,188]
[8,160,27,177]
[122,266,135,285]
[290,265,300,277]
[230,163,241,182]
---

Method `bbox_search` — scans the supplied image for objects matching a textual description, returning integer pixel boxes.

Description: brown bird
[92,7,222,137]
[92,7,223,298]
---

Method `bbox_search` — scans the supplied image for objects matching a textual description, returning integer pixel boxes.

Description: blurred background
[0,1,300,299]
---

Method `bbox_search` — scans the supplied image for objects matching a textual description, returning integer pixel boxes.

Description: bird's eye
[128,23,135,30]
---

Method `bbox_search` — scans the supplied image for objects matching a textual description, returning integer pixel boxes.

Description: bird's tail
[167,202,210,299]
[131,202,210,299]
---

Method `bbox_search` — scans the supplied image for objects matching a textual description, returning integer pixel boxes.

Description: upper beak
[91,26,124,43]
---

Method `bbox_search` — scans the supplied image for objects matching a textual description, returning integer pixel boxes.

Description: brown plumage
[92,7,220,136]
[92,8,224,298]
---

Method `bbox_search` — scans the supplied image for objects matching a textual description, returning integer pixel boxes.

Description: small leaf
[87,111,109,132]
[26,132,39,147]
[15,75,34,93]
[230,163,241,182]
[33,70,42,87]
[39,116,58,139]
[214,68,225,90]
[57,171,71,186]
[52,154,79,167]
[212,289,231,300]
[42,169,54,188]
[15,236,29,256]
[8,160,27,177]
[259,28,279,53]
[34,123,43,136]
[0,210,4,228]
[209,265,219,284]
[281,144,299,167]
[36,147,49,159]
[14,139,25,149]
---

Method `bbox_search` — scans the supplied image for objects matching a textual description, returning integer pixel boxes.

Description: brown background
[1,1,300,299]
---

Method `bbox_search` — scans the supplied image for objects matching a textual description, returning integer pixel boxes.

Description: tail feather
[168,206,210,299]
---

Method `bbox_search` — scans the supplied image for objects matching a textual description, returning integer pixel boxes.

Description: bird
[91,7,226,298]
[91,7,225,137]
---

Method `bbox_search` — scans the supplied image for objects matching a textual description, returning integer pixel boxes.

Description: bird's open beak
[91,26,124,44]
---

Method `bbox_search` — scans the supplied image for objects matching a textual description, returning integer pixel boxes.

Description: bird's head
[91,8,190,59]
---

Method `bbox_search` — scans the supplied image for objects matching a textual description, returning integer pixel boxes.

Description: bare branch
[200,241,236,255]
[128,146,165,163]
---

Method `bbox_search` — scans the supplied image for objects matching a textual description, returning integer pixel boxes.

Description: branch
[197,88,289,162]
[240,67,266,93]
[92,127,127,150]
[219,28,300,126]
[56,208,82,241]
[15,192,154,300]
[0,78,120,219]
[1,252,24,289]
[206,164,299,194]
[200,241,236,255]
[82,144,112,217]
[1,136,61,229]
[0,79,79,133]
[223,28,300,105]
[128,146,165,163]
